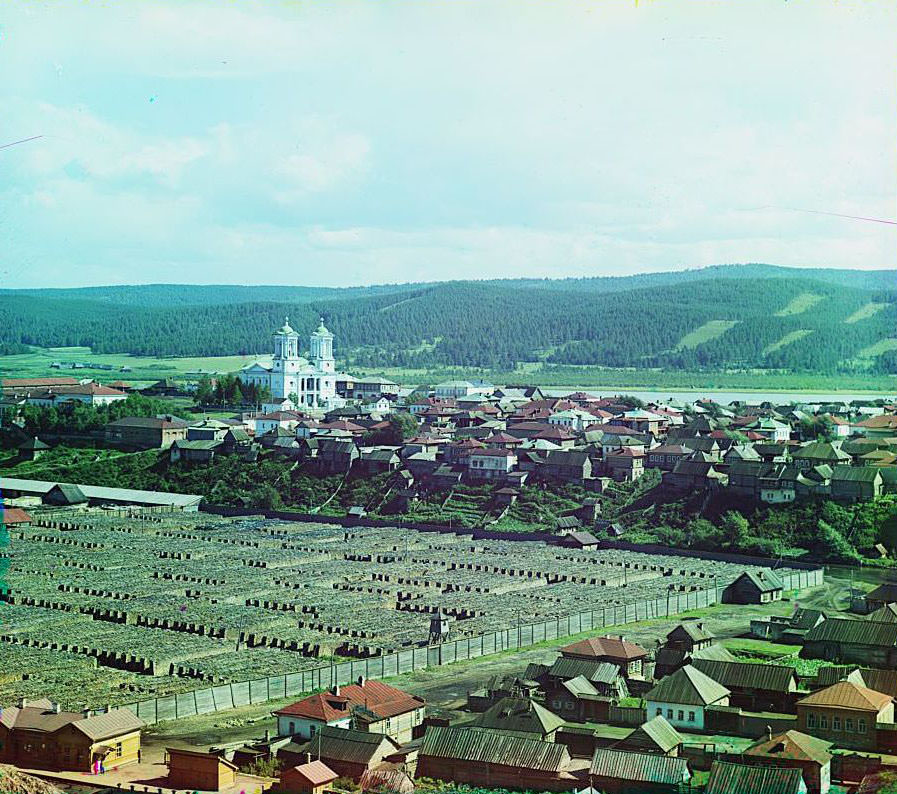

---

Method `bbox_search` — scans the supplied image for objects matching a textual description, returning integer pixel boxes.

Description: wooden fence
[109,567,822,725]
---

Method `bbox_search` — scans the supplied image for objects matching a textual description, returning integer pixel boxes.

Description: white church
[240,317,341,409]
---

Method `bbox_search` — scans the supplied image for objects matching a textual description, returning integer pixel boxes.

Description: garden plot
[1,512,808,708]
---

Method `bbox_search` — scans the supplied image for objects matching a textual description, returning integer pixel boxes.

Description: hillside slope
[1,269,894,374]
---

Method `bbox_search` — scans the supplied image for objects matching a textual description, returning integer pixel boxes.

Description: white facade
[241,318,338,408]
[275,714,351,740]
[646,700,707,731]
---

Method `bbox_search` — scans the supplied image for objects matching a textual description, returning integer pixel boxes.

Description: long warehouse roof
[0,477,203,508]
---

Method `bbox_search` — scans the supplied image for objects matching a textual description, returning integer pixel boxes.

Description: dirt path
[143,582,848,754]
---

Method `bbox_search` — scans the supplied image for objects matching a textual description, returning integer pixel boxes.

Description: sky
[1,0,895,289]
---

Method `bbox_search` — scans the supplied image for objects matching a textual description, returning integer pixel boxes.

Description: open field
[674,320,738,350]
[0,347,267,385]
[1,512,814,709]
[845,302,890,324]
[775,291,825,317]
[762,329,814,355]
[3,347,896,394]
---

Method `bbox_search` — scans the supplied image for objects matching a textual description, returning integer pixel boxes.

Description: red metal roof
[561,635,648,661]
[274,680,424,722]
[2,507,32,524]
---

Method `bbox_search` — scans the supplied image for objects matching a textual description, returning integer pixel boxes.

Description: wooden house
[644,665,730,731]
[560,635,649,679]
[472,697,565,740]
[166,747,238,791]
[723,569,784,604]
[691,659,798,712]
[280,726,400,781]
[743,730,833,794]
[0,700,143,772]
[801,618,897,667]
[417,725,576,791]
[796,681,894,751]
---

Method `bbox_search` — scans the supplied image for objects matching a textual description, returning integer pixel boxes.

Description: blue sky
[1,0,894,288]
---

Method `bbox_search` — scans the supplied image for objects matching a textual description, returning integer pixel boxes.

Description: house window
[309,724,316,735]
[289,721,296,734]
[678,710,684,721]
[858,719,867,734]
[833,717,841,731]
[820,715,829,730]
[656,708,663,717]
[667,709,673,719]
[846,718,854,732]
[807,713,817,728]
[688,712,695,722]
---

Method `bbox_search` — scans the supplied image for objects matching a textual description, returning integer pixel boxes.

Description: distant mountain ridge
[3,263,894,306]
[1,265,895,374]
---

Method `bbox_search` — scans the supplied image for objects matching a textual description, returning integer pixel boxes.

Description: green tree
[719,510,750,550]
[194,376,215,405]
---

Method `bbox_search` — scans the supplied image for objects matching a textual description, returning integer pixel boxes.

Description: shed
[45,483,88,506]
[589,748,690,794]
[705,760,806,794]
[281,760,339,794]
[723,569,784,604]
[166,747,238,791]
[616,715,683,756]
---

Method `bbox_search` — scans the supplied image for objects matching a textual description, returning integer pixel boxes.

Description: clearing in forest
[774,292,824,317]
[763,329,813,356]
[674,320,738,350]
[858,338,897,358]
[845,302,889,324]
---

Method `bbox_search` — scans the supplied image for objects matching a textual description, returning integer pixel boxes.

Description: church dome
[274,316,297,336]
[311,317,333,337]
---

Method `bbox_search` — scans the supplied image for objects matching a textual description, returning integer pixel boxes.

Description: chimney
[82,708,92,719]
[357,675,366,687]
[619,635,626,642]
[766,724,773,742]
[52,702,62,714]
[264,729,271,742]
[305,752,313,765]
[331,684,340,697]
[17,697,26,708]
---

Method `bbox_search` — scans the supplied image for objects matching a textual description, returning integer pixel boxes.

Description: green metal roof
[645,664,730,707]
[421,725,569,772]
[692,659,797,693]
[473,697,565,736]
[622,715,683,753]
[590,749,689,785]
[804,617,897,648]
[706,760,805,794]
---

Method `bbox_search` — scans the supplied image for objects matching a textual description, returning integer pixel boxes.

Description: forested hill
[3,264,893,306]
[1,270,895,374]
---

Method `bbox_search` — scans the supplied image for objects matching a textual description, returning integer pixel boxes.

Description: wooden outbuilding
[280,759,339,794]
[723,569,784,604]
[166,747,239,791]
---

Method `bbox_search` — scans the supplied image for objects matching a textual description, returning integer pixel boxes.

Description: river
[541,388,895,404]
